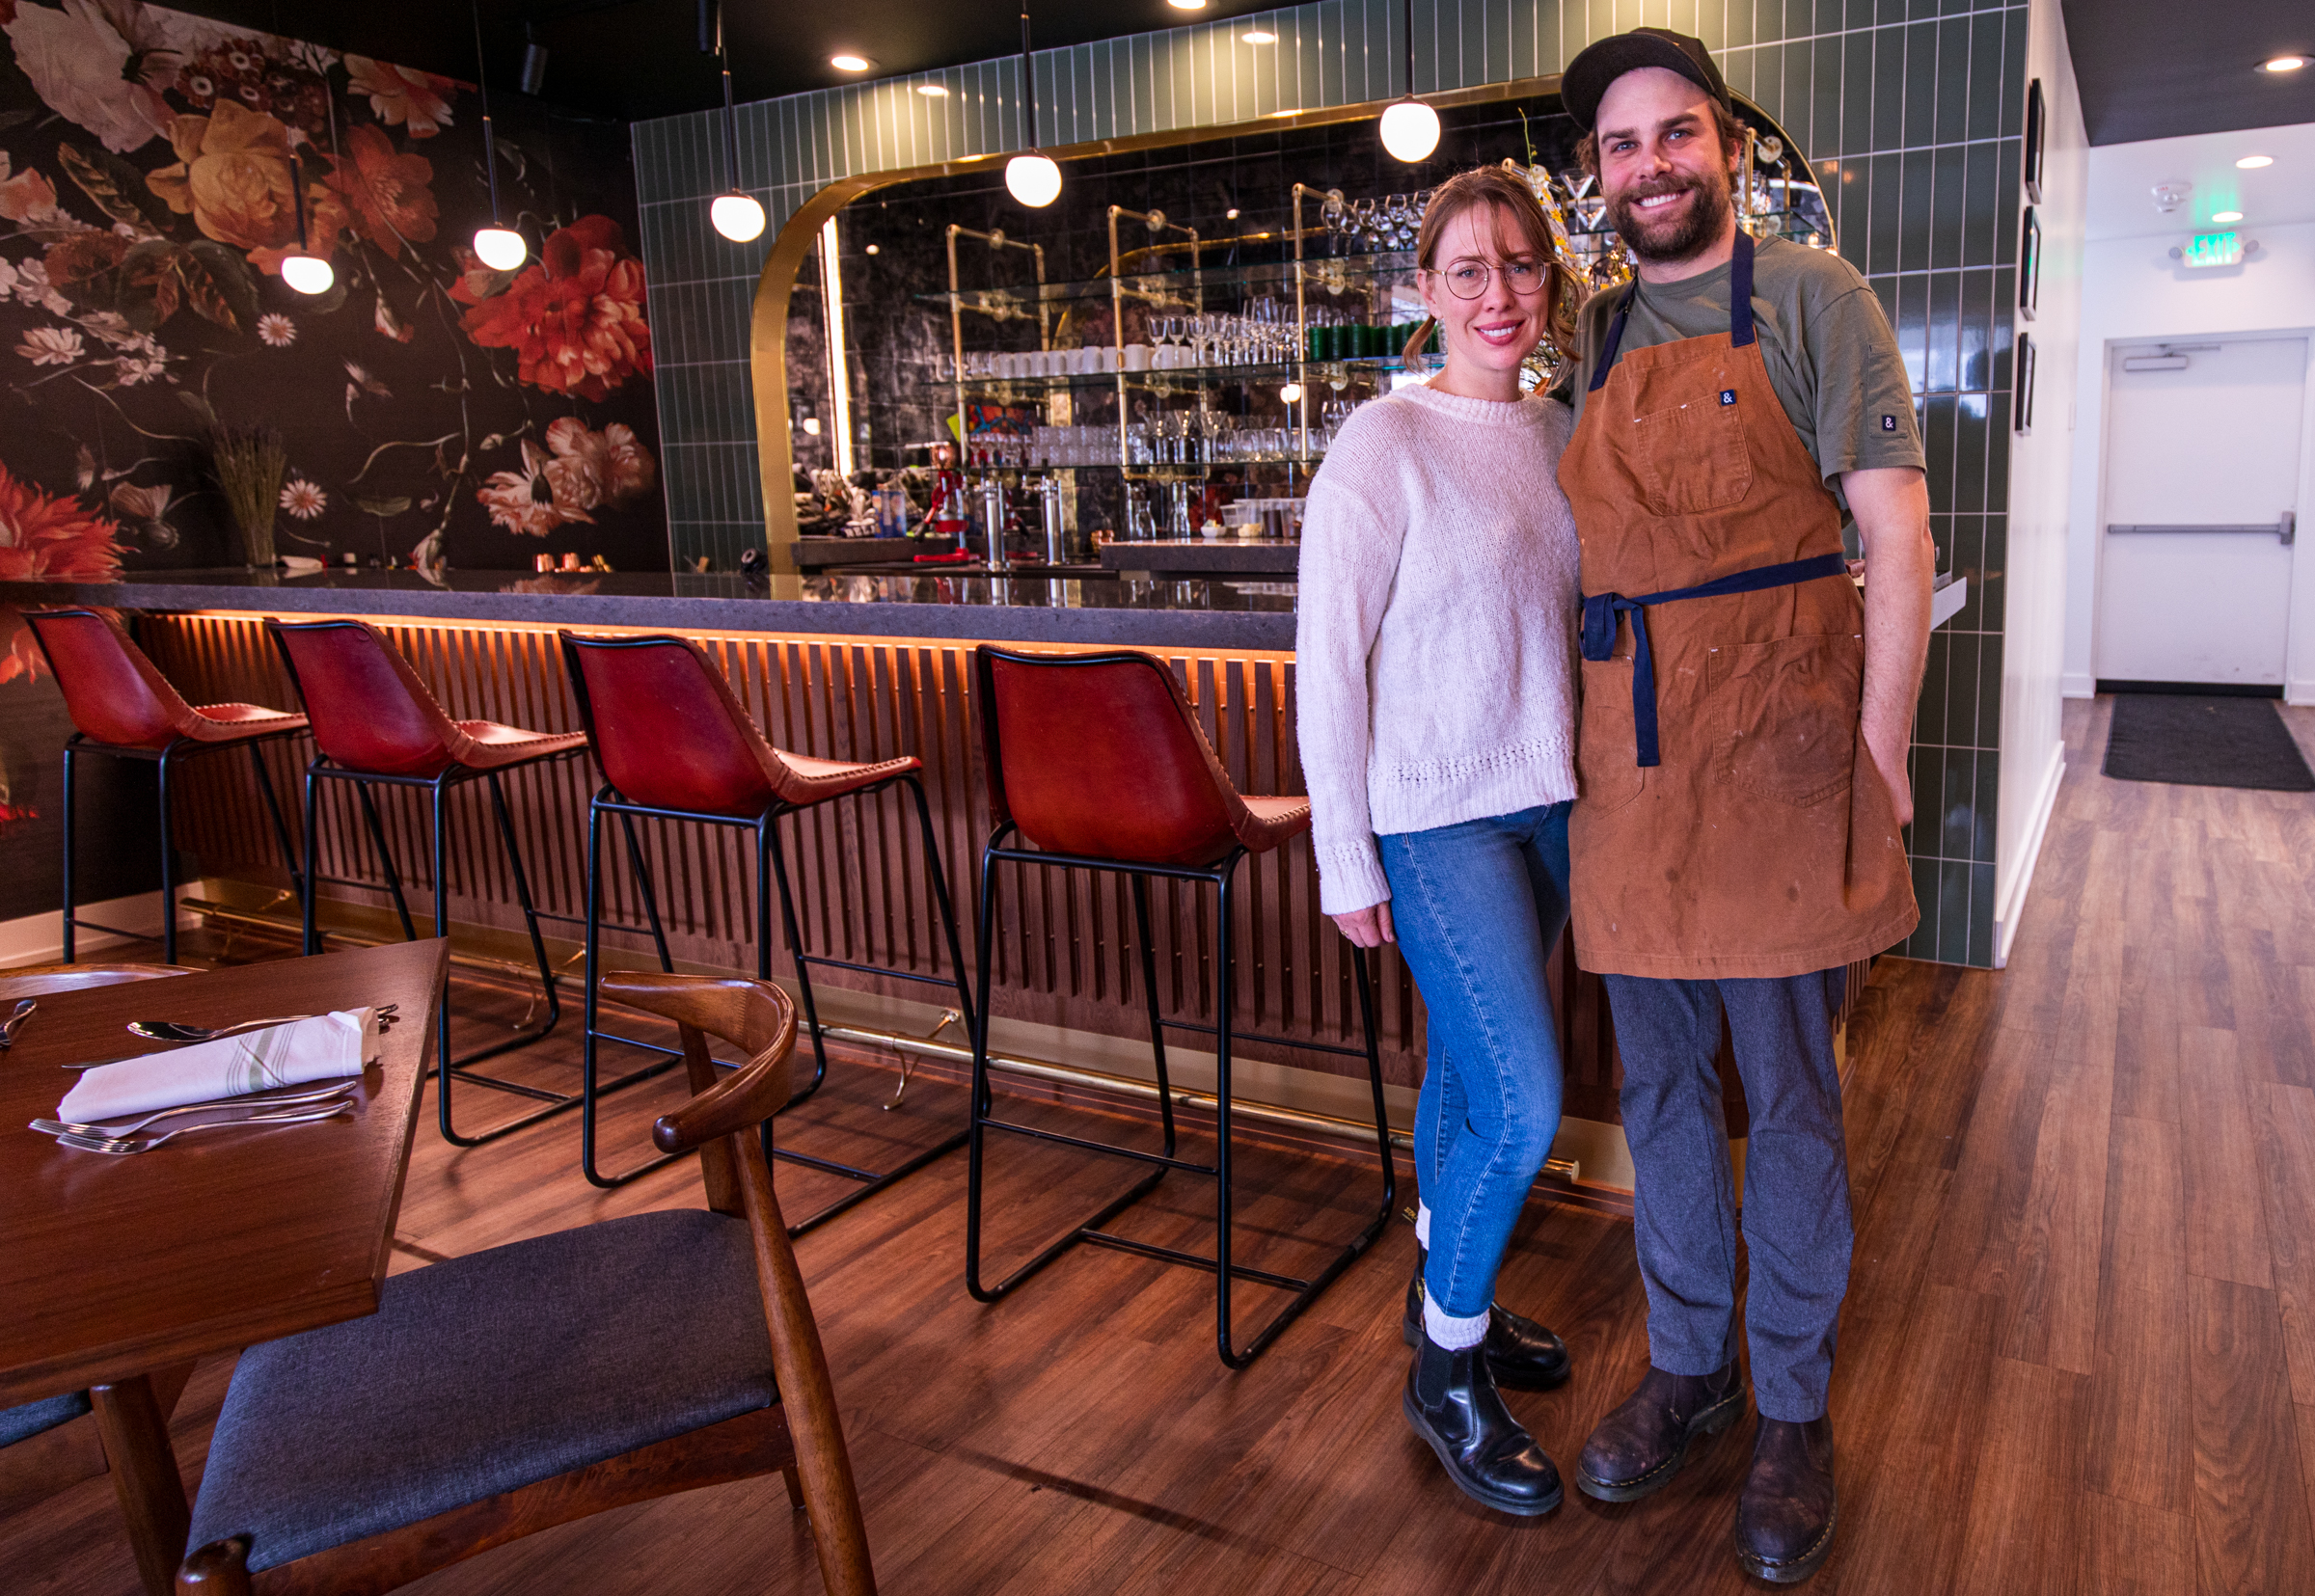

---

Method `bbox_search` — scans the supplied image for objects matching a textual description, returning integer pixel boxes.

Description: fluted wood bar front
[131,610,1487,1107]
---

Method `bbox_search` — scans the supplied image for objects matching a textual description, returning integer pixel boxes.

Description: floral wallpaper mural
[0,0,667,580]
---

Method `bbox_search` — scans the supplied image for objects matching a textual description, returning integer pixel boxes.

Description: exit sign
[2181,231,2244,268]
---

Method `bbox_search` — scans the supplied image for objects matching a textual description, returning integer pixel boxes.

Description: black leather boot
[1734,1417,1838,1583]
[1402,1332,1564,1516]
[1575,1361,1745,1502]
[1402,1245,1572,1391]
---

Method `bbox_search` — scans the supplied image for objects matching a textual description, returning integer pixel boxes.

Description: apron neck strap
[1587,227,1758,393]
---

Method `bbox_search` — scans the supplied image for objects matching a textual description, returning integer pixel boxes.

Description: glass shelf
[929,356,1430,398]
[917,250,1429,314]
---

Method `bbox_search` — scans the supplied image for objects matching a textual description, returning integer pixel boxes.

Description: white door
[2095,337,2306,689]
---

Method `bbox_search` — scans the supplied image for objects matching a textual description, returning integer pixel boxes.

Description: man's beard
[1605,168,1734,265]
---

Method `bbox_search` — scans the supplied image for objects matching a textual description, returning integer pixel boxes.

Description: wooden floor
[8,695,2315,1593]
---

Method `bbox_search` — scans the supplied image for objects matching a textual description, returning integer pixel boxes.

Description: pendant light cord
[1402,0,1415,100]
[717,3,743,195]
[472,0,504,225]
[1021,7,1037,150]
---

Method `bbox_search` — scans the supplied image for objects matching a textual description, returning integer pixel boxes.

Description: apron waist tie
[1580,552,1853,768]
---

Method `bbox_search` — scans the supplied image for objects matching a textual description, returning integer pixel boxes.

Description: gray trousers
[1601,970,1852,1422]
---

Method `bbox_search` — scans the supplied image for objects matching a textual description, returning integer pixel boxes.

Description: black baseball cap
[1561,28,1732,132]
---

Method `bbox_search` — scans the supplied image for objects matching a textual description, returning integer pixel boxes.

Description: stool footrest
[979,1115,1218,1177]
[1076,1229,1313,1292]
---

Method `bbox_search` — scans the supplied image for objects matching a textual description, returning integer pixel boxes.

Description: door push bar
[2107,513,2295,545]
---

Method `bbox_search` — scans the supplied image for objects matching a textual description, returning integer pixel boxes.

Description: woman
[1294,166,1584,1517]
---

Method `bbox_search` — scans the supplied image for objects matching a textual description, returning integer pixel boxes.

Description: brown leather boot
[1574,1362,1745,1502]
[1734,1416,1838,1583]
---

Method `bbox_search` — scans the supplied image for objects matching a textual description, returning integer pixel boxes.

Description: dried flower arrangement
[207,423,287,569]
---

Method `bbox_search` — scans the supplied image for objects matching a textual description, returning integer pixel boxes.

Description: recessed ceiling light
[2259,54,2308,73]
[914,82,949,97]
[2237,154,2274,169]
[1168,0,1208,10]
[865,243,881,254]
[2213,209,2244,223]
[1242,29,1276,43]
[830,53,872,72]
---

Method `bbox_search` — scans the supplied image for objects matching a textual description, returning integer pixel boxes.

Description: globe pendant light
[470,0,528,271]
[707,1,765,241]
[1003,7,1061,207]
[280,153,333,294]
[1378,0,1439,164]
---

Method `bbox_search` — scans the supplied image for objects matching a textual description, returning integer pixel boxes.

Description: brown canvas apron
[1556,231,1917,980]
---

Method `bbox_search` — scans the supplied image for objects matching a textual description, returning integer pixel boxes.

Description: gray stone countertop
[1,567,1299,652]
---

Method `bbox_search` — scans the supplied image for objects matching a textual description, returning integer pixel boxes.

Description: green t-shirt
[1551,235,1924,521]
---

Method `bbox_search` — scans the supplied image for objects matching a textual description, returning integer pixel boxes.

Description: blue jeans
[1377,802,1571,1320]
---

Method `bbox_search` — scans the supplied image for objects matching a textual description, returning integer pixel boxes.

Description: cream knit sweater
[1294,383,1582,915]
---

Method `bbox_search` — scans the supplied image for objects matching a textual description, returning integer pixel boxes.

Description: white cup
[1123,342,1151,371]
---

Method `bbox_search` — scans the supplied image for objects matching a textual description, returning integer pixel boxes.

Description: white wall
[1993,0,2087,965]
[2062,124,2315,699]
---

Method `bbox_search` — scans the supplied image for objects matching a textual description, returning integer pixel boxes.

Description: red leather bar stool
[558,630,977,1221]
[266,618,588,1147]
[967,645,1396,1368]
[24,609,306,965]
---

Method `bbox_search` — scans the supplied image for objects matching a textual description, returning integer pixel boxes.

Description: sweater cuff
[1315,839,1392,917]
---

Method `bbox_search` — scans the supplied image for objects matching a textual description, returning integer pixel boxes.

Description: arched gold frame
[747,72,1817,560]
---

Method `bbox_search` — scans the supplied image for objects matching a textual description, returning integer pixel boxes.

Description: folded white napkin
[56,1009,379,1123]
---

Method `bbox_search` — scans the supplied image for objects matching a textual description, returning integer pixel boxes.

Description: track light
[518,24,547,95]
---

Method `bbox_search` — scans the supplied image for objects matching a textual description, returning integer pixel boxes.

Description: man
[1549,28,1934,1585]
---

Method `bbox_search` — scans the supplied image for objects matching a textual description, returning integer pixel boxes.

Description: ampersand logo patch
[1720,390,1737,406]
[1881,415,1899,431]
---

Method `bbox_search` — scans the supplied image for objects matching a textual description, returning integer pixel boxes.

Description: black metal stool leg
[1131,873,1180,1159]
[59,742,77,962]
[906,775,980,1050]
[354,779,419,942]
[489,772,561,1034]
[300,762,322,955]
[248,742,305,912]
[155,747,177,965]
[763,809,831,1106]
[579,794,702,1188]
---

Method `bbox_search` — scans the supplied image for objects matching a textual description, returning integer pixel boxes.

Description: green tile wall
[631,0,2029,967]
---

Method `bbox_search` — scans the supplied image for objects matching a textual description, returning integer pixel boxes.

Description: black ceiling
[2061,0,2313,145]
[154,1,1288,124]
[161,2,2315,142]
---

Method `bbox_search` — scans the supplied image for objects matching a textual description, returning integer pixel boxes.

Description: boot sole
[1401,1388,1565,1517]
[1574,1386,1746,1503]
[1734,1501,1838,1584]
[1401,1315,1572,1392]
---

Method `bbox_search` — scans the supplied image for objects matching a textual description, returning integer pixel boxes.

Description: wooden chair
[0,961,195,999]
[176,973,876,1595]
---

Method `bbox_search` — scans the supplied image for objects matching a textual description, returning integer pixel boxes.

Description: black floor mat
[2103,693,2315,791]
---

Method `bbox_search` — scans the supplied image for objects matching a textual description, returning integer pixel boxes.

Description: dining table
[0,938,449,1594]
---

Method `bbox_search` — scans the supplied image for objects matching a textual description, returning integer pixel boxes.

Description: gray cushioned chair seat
[189,1208,777,1573]
[0,1390,91,1447]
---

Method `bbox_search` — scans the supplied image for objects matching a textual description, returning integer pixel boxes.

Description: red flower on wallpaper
[0,459,125,580]
[453,215,652,402]
[323,123,438,259]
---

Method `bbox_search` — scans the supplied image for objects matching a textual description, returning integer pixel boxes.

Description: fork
[30,1080,359,1142]
[49,1100,355,1155]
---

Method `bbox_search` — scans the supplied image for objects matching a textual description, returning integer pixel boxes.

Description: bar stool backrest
[558,632,781,817]
[267,619,463,777]
[974,646,1250,867]
[23,609,194,749]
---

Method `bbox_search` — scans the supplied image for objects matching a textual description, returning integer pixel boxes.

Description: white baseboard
[2062,671,2097,699]
[0,891,168,969]
[1992,739,2066,969]
[2290,678,2315,707]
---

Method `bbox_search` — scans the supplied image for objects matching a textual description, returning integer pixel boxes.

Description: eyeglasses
[1430,257,1548,299]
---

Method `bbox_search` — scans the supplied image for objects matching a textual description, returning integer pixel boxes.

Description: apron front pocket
[1711,634,1861,808]
[1631,400,1754,517]
[1576,655,1647,811]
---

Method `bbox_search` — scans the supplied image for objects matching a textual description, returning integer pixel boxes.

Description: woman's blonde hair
[1402,165,1579,364]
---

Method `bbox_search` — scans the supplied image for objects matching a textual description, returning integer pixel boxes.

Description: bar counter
[1,568,1825,1200]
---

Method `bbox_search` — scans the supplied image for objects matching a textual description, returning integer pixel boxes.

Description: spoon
[0,998,33,1050]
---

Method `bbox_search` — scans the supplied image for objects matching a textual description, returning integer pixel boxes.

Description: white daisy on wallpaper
[259,313,296,347]
[15,324,80,365]
[279,477,326,519]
